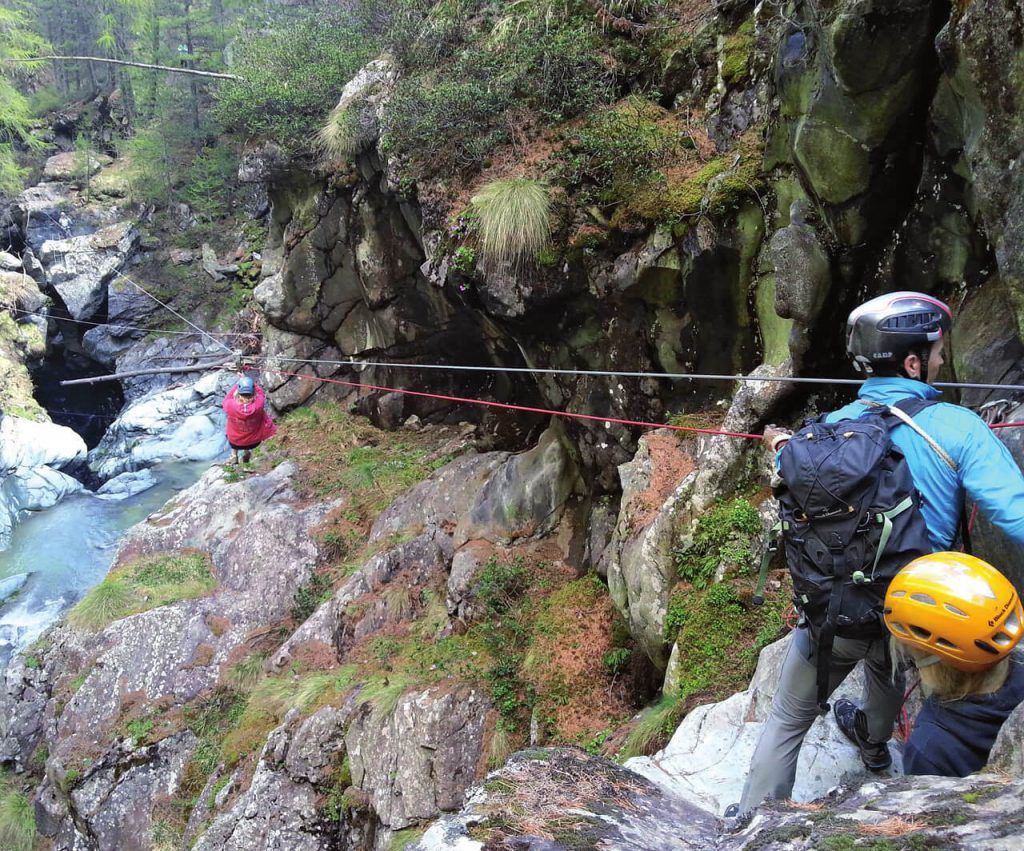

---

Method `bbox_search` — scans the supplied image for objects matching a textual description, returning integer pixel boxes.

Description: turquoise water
[0,461,210,669]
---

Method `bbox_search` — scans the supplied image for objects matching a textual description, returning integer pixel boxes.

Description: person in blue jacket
[731,291,1024,816]
[883,551,1024,777]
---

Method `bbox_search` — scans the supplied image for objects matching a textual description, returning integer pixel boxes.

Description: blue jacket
[826,378,1024,550]
[904,654,1024,776]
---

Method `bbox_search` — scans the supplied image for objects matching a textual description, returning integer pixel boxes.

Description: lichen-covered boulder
[346,684,490,831]
[627,633,881,815]
[40,221,138,320]
[413,748,720,851]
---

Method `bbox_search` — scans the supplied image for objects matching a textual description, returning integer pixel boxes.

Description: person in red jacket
[223,375,277,465]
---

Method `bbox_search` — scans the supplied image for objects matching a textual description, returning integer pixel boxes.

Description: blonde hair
[892,638,1010,702]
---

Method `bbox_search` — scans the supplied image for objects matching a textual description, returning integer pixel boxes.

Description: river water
[0,460,210,669]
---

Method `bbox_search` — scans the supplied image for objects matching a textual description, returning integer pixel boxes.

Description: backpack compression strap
[862,397,972,551]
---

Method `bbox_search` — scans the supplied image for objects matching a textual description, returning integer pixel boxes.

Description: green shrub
[383,75,512,176]
[214,12,377,151]
[555,98,679,207]
[506,20,613,121]
[471,178,551,273]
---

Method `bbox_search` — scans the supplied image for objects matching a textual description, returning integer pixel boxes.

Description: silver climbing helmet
[846,291,952,375]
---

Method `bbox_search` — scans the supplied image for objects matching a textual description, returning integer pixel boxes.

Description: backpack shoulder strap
[859,398,958,473]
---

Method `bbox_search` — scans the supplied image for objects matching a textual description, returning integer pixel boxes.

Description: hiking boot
[833,698,892,771]
[225,451,238,466]
[241,449,252,463]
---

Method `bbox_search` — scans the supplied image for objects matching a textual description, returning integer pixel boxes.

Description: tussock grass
[0,772,35,851]
[617,693,684,760]
[67,551,216,632]
[471,178,551,273]
[66,579,136,631]
[317,104,366,161]
[360,673,415,718]
[488,723,514,769]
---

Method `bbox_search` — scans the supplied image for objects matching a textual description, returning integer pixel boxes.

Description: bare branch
[4,56,242,81]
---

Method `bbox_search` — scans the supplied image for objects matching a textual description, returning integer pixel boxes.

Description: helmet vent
[992,633,1014,647]
[880,311,940,331]
[891,590,907,598]
[1005,610,1021,634]
[889,623,909,635]
[910,593,937,606]
[974,639,1000,656]
[909,625,931,640]
[935,638,959,650]
[943,603,969,617]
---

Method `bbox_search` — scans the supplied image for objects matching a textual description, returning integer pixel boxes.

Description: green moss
[672,498,761,588]
[756,275,793,365]
[388,827,426,851]
[67,551,217,632]
[721,18,755,87]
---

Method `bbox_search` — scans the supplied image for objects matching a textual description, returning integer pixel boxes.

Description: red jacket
[223,384,277,447]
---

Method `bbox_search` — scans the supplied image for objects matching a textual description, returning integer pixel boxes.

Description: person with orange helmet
[731,292,1024,817]
[881,552,1024,776]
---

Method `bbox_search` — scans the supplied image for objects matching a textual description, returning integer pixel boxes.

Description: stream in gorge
[0,459,211,670]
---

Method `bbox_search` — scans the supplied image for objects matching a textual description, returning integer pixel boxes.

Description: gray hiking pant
[737,626,904,814]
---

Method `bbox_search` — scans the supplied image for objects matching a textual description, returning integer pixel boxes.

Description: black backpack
[753,398,944,712]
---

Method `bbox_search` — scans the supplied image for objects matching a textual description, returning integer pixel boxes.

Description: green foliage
[125,716,155,745]
[186,144,237,219]
[214,12,376,151]
[664,591,688,640]
[555,98,679,208]
[67,551,217,632]
[0,770,34,851]
[0,2,48,195]
[383,75,512,176]
[471,178,551,273]
[26,85,63,117]
[477,555,530,618]
[602,647,631,676]
[452,245,477,276]
[290,571,333,624]
[389,827,427,850]
[672,498,761,588]
[382,7,613,177]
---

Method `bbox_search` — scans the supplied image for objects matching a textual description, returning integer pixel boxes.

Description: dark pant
[738,627,904,813]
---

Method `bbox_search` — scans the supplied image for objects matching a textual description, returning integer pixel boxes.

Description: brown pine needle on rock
[860,816,927,836]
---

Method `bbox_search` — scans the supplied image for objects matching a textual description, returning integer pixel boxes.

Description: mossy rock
[829,6,933,95]
[793,118,870,204]
[721,19,755,88]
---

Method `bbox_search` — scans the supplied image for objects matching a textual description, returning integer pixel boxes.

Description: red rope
[989,421,1024,430]
[895,677,922,743]
[262,368,768,440]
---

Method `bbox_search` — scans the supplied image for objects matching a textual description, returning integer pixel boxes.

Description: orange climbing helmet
[884,552,1023,672]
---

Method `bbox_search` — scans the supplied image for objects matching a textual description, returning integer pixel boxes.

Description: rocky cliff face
[3,1,1024,849]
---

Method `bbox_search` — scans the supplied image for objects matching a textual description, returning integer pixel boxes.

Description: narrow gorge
[1,1,1023,850]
